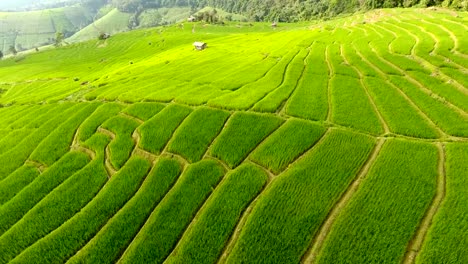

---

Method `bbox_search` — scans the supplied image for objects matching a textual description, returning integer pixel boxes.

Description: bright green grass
[0,151,90,236]
[0,103,80,180]
[330,75,383,135]
[285,42,329,121]
[166,163,268,264]
[250,119,326,174]
[317,139,438,264]
[122,102,165,121]
[0,135,110,263]
[30,102,99,166]
[10,157,151,264]
[68,157,182,264]
[388,76,468,137]
[226,129,375,263]
[78,103,125,142]
[101,115,140,169]
[252,48,309,112]
[0,129,33,155]
[211,112,284,168]
[139,104,192,154]
[0,164,39,206]
[363,77,439,138]
[168,107,230,163]
[417,143,468,263]
[119,159,225,264]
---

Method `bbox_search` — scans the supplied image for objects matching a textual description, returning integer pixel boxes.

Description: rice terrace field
[0,7,467,264]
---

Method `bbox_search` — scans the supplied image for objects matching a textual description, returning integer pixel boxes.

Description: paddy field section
[0,7,467,264]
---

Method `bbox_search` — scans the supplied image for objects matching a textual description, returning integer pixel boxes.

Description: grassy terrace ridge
[0,7,467,264]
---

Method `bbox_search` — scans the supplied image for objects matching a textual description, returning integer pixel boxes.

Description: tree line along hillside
[112,0,468,21]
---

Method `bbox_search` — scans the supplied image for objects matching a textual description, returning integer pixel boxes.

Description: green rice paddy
[0,7,466,264]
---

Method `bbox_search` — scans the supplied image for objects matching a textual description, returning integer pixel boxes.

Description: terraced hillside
[0,8,467,264]
[0,6,93,55]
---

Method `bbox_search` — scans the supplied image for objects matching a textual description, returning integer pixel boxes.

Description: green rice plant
[388,76,468,137]
[0,165,39,206]
[0,151,90,236]
[166,163,268,264]
[174,86,230,106]
[119,159,225,264]
[139,104,192,154]
[25,103,75,129]
[0,129,33,155]
[78,103,125,142]
[122,102,165,121]
[7,104,50,129]
[68,157,182,264]
[226,129,375,263]
[390,36,415,55]
[252,49,309,113]
[0,105,33,128]
[30,103,100,166]
[0,135,111,263]
[331,75,384,135]
[213,56,281,91]
[408,71,468,112]
[440,67,468,88]
[285,43,329,121]
[364,77,439,138]
[168,107,230,163]
[317,139,438,264]
[328,43,359,78]
[353,34,402,76]
[207,50,298,110]
[417,143,468,264]
[210,112,284,168]
[10,157,151,264]
[0,130,9,140]
[250,119,326,174]
[102,116,140,169]
[342,43,379,78]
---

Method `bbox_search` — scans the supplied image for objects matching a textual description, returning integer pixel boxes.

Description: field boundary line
[24,160,47,174]
[119,112,144,124]
[64,161,154,263]
[97,127,117,177]
[325,46,333,123]
[249,49,302,112]
[398,19,467,71]
[277,47,312,116]
[217,128,331,264]
[381,21,468,95]
[216,177,271,264]
[163,167,229,263]
[354,44,448,139]
[341,44,390,135]
[402,142,446,264]
[302,137,386,263]
[202,113,233,160]
[116,161,189,263]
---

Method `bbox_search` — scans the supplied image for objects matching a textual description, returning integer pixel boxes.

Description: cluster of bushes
[110,0,467,23]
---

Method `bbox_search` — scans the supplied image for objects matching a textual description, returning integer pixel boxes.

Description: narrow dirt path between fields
[340,44,390,135]
[302,137,385,263]
[116,161,190,263]
[354,45,448,139]
[97,127,117,177]
[217,128,331,264]
[402,142,446,264]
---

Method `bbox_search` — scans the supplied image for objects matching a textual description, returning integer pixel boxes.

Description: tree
[55,32,64,47]
[0,50,3,59]
[8,45,17,56]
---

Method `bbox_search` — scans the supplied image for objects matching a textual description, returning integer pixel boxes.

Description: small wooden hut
[193,42,207,50]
